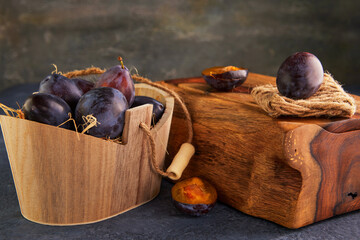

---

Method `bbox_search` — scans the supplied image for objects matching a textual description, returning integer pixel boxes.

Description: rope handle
[64,67,195,180]
[139,122,194,180]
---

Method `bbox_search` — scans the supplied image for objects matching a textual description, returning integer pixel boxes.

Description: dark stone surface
[0,1,360,92]
[0,83,360,239]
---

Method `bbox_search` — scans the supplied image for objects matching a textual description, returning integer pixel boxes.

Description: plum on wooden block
[131,96,164,126]
[95,57,135,106]
[171,177,217,216]
[202,66,248,91]
[22,93,72,129]
[39,73,94,111]
[276,52,324,99]
[75,87,128,139]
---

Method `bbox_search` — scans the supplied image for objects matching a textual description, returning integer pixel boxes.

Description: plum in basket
[75,87,128,139]
[131,96,164,126]
[39,73,94,111]
[96,57,135,106]
[22,93,72,129]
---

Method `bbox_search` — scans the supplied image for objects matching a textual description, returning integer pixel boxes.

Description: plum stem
[118,56,125,69]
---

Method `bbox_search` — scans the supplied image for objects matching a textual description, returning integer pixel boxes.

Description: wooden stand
[0,84,174,226]
[160,73,360,229]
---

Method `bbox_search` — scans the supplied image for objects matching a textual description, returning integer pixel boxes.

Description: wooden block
[0,83,174,226]
[160,73,360,229]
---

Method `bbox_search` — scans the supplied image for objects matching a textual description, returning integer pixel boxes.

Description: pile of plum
[22,59,165,139]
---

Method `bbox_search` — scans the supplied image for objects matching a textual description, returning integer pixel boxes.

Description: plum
[202,66,248,91]
[39,73,94,111]
[72,78,95,95]
[75,87,128,139]
[131,96,164,126]
[171,177,217,216]
[96,57,135,106]
[22,93,72,129]
[276,52,324,99]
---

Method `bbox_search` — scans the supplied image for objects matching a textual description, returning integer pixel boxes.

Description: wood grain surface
[0,84,174,225]
[160,73,360,228]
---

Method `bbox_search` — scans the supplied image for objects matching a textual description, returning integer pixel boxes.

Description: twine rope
[251,73,356,118]
[63,67,106,79]
[139,122,169,177]
[63,67,193,177]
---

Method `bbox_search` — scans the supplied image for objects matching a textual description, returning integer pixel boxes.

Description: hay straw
[80,114,100,134]
[0,104,25,119]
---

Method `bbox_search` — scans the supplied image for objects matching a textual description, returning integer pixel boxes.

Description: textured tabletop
[0,83,360,240]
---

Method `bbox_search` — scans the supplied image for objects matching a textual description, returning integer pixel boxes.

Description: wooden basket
[0,83,174,226]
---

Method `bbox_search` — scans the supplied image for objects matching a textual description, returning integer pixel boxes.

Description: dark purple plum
[276,52,324,99]
[95,57,135,106]
[202,66,248,91]
[75,87,128,139]
[39,73,89,111]
[131,96,165,126]
[22,93,72,129]
[72,78,95,94]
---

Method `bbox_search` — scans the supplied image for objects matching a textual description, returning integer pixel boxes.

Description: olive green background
[0,0,359,91]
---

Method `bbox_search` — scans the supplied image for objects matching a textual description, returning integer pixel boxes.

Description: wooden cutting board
[159,73,360,229]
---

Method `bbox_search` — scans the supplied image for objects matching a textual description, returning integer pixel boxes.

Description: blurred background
[0,0,359,92]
